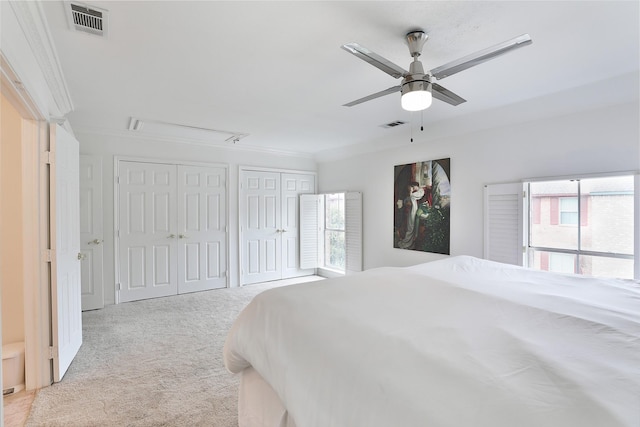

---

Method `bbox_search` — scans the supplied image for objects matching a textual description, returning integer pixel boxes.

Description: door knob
[88,238,103,245]
[77,252,86,260]
[178,234,189,239]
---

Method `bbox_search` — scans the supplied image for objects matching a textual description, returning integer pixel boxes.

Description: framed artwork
[394,158,451,254]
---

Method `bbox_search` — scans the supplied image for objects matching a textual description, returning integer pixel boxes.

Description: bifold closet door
[241,171,282,285]
[118,162,178,303]
[240,170,316,285]
[177,165,227,293]
[281,173,316,279]
[79,154,104,311]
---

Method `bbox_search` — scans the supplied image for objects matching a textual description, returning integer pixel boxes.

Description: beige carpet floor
[26,277,322,426]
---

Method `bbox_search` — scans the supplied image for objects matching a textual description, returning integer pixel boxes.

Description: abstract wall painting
[394,158,451,254]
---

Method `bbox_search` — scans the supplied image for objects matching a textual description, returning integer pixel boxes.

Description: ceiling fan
[341,31,532,111]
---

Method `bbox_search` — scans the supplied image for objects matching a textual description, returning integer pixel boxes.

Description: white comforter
[224,256,640,427]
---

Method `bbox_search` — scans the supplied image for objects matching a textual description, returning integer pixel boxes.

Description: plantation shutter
[300,192,362,273]
[484,183,524,266]
[299,194,323,269]
[345,192,363,274]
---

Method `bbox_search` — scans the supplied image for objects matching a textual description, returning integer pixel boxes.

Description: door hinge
[43,249,54,262]
[116,176,120,184]
[48,346,57,360]
[116,283,122,291]
[43,151,53,165]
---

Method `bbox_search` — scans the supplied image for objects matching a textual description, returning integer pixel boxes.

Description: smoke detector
[65,2,108,37]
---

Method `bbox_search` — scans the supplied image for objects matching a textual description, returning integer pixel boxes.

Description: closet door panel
[177,165,227,293]
[241,170,282,284]
[79,154,104,311]
[118,161,178,302]
[281,173,316,279]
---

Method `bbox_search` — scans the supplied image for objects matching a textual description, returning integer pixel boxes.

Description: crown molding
[9,0,74,116]
[1,51,47,120]
[73,126,315,160]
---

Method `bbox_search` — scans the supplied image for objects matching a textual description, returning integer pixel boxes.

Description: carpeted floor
[26,277,322,426]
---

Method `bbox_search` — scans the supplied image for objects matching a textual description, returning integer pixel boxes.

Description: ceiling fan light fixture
[401,80,432,111]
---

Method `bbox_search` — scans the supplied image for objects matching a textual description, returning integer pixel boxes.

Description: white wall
[1,93,25,346]
[77,132,317,304]
[317,101,640,270]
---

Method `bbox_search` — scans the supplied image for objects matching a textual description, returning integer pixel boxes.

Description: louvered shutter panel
[484,183,523,266]
[345,192,363,274]
[300,194,322,269]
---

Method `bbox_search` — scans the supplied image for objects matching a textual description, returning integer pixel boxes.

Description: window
[559,197,578,225]
[526,175,635,279]
[549,252,576,274]
[324,193,345,271]
[300,192,362,275]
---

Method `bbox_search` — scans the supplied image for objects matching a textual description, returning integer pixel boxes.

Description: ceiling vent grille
[66,2,108,37]
[381,121,406,129]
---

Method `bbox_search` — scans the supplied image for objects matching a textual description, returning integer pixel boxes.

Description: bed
[223,256,640,427]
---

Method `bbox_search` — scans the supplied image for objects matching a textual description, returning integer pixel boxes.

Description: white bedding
[224,256,640,427]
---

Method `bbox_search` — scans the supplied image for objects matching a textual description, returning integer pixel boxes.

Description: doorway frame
[1,52,53,390]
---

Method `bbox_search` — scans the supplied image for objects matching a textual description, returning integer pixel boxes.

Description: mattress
[224,256,640,427]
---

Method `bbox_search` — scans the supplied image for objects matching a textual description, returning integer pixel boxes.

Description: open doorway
[1,53,83,424]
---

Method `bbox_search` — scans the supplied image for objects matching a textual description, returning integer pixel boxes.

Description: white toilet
[2,341,25,395]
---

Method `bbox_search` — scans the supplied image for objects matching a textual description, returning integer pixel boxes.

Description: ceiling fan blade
[343,85,401,107]
[432,83,466,106]
[341,43,409,79]
[430,34,532,80]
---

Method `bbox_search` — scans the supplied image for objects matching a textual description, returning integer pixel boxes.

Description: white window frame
[524,172,637,279]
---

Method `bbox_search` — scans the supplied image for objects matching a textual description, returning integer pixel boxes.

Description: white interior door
[118,161,178,302]
[51,124,82,382]
[177,165,227,293]
[79,155,104,310]
[281,173,315,279]
[241,170,281,284]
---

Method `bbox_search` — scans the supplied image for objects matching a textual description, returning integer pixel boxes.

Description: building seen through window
[527,175,634,279]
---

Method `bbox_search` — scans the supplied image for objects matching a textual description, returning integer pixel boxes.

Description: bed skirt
[239,367,297,427]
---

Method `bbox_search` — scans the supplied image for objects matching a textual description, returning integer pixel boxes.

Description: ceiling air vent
[381,121,406,129]
[65,2,108,37]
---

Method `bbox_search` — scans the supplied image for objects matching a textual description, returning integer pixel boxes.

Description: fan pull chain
[421,110,424,131]
[410,112,414,142]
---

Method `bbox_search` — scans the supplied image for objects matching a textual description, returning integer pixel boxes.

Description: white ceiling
[41,1,640,158]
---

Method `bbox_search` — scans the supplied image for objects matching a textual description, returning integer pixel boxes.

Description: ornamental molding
[9,0,74,116]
